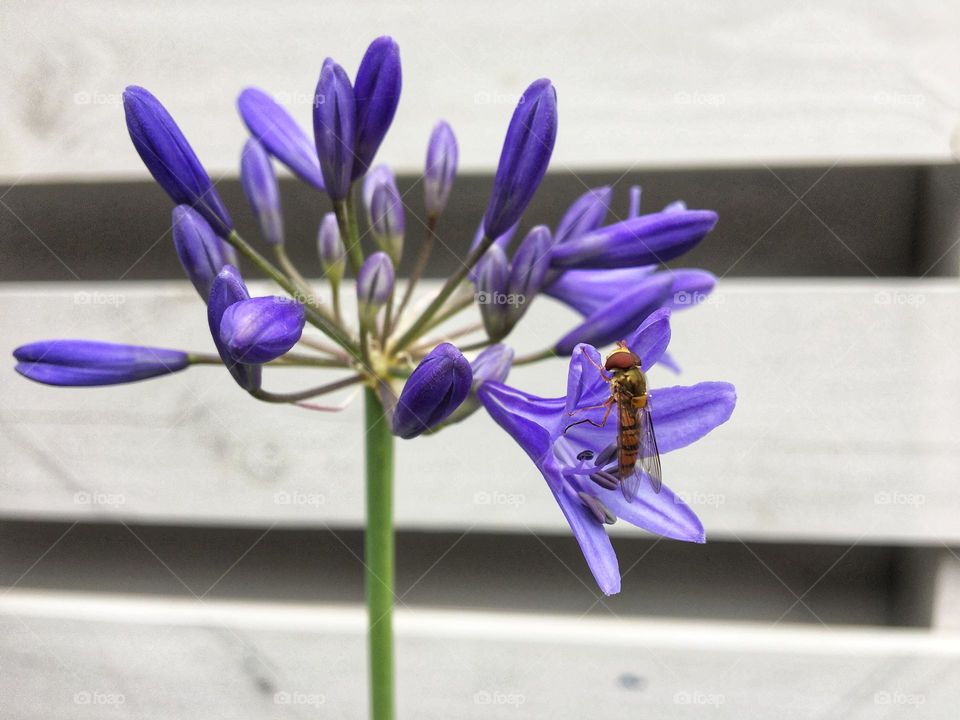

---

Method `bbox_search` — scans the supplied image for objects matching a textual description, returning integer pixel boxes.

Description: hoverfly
[565,340,662,500]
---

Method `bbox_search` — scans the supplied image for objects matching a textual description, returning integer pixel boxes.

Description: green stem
[226,231,359,358]
[251,373,362,403]
[513,347,557,365]
[364,387,395,720]
[334,192,365,275]
[458,338,493,353]
[274,245,322,308]
[391,234,493,352]
[393,216,436,327]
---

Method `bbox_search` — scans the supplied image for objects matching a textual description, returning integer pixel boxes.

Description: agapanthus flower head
[549,209,719,270]
[207,265,261,392]
[237,87,325,190]
[313,58,357,200]
[352,35,402,180]
[474,245,511,342]
[357,251,395,326]
[219,296,306,364]
[424,120,458,219]
[365,167,405,265]
[482,78,558,240]
[123,85,233,236]
[171,205,226,300]
[392,343,472,439]
[478,309,736,594]
[240,138,284,246]
[317,212,346,283]
[14,340,189,387]
[507,225,554,323]
[554,186,612,245]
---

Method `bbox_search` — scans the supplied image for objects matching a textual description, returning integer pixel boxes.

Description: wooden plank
[2,279,960,544]
[2,1,959,182]
[1,589,958,719]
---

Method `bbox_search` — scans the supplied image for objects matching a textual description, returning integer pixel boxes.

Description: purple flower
[352,36,402,180]
[474,245,510,341]
[357,251,395,325]
[424,121,458,219]
[365,167,404,265]
[507,225,553,323]
[482,79,558,240]
[554,187,612,244]
[240,138,284,246]
[219,297,306,364]
[467,220,519,282]
[317,212,346,282]
[171,205,226,300]
[477,310,736,594]
[553,273,674,355]
[549,210,718,270]
[313,59,356,200]
[208,265,261,392]
[14,340,189,387]
[123,86,233,236]
[547,267,716,317]
[627,185,642,219]
[237,87,325,190]
[392,343,472,439]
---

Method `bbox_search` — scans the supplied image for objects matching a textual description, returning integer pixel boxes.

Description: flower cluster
[12,36,734,594]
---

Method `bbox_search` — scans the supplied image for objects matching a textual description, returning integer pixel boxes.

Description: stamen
[589,470,619,491]
[576,449,595,461]
[594,441,617,467]
[578,491,617,525]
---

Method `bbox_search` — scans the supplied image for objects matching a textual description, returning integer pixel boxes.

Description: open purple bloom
[482,79,558,240]
[357,251,395,325]
[123,85,233,236]
[14,340,189,387]
[219,296,306,364]
[237,87,325,191]
[478,310,736,594]
[424,121,458,219]
[392,343,472,439]
[171,205,226,300]
[313,59,357,200]
[549,210,718,270]
[352,36,402,180]
[240,138,284,246]
[547,267,716,317]
[208,265,261,392]
[554,187,612,245]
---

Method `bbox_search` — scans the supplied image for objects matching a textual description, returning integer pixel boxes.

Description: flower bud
[507,225,553,323]
[549,210,719,270]
[352,36,402,180]
[240,138,284,246]
[357,251,395,326]
[317,212,346,284]
[627,185,642,219]
[237,87,325,190]
[171,205,226,300]
[435,343,514,428]
[474,245,510,341]
[367,170,404,265]
[392,342,472,439]
[123,85,233,236]
[424,121,458,219]
[554,187,611,244]
[219,296,305,364]
[482,79,557,239]
[313,59,356,200]
[208,265,261,391]
[467,220,518,282]
[14,340,189,387]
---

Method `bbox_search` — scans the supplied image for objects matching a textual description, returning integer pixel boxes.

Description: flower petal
[476,381,561,462]
[624,307,671,369]
[649,382,737,453]
[598,483,705,543]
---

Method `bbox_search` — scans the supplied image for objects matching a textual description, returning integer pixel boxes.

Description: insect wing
[637,403,662,493]
[617,398,644,502]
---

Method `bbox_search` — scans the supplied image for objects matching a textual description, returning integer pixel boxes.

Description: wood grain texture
[1,0,959,182]
[2,279,959,545]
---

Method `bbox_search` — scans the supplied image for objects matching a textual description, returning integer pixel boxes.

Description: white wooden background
[2,0,960,183]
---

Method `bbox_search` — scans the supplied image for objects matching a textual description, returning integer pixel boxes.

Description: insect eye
[576,450,595,461]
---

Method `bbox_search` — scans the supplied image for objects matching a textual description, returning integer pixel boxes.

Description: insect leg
[580,346,613,381]
[563,398,616,434]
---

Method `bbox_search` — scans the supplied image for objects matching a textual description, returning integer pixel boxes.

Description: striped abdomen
[617,391,640,477]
